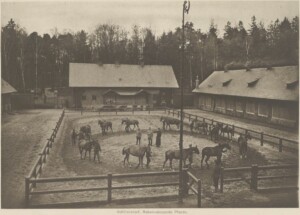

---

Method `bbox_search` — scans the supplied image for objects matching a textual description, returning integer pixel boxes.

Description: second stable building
[193,66,299,128]
[68,63,179,108]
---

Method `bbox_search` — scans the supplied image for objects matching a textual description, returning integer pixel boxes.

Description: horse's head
[223,143,231,150]
[246,132,252,140]
[192,146,200,154]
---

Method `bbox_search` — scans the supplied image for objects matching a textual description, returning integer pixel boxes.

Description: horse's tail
[122,147,127,155]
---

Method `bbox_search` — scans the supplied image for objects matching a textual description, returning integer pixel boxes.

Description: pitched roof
[1,79,17,94]
[193,66,299,101]
[69,63,179,88]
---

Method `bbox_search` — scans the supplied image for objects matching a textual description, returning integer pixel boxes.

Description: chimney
[195,75,200,88]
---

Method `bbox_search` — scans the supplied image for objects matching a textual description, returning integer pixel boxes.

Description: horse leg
[170,159,174,171]
[205,155,210,169]
[135,157,141,169]
[201,154,205,169]
[163,158,168,171]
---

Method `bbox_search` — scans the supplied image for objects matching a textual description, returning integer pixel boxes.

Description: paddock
[25,110,298,207]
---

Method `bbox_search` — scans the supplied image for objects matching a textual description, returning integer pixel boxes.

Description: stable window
[246,101,256,114]
[226,99,235,111]
[82,95,86,100]
[236,100,243,113]
[258,102,269,117]
[92,95,96,101]
[205,96,212,108]
[215,97,225,109]
[272,104,294,120]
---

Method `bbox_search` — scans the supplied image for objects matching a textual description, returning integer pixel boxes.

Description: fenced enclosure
[25,169,202,208]
[220,164,298,192]
[165,108,298,152]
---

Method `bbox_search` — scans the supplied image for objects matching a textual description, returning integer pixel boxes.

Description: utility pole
[179,0,190,204]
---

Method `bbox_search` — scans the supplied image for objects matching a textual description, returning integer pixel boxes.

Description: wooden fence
[25,169,201,208]
[165,108,298,152]
[25,110,65,200]
[220,164,298,192]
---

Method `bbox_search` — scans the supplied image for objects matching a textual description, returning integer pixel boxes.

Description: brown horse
[190,119,208,135]
[160,116,180,130]
[162,146,200,171]
[80,125,91,139]
[220,125,235,140]
[122,145,151,169]
[78,139,94,160]
[98,120,113,134]
[201,143,231,169]
[121,118,139,131]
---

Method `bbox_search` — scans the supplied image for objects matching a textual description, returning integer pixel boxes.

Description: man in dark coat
[212,159,222,192]
[155,128,162,147]
[93,141,102,163]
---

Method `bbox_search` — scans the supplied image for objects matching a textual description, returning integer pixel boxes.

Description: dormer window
[248,78,260,87]
[222,79,232,87]
[286,80,298,89]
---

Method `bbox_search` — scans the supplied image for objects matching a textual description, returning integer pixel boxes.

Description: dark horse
[122,145,151,169]
[201,143,231,169]
[163,146,200,171]
[78,139,97,160]
[220,125,235,140]
[121,118,139,131]
[98,120,113,134]
[190,119,208,135]
[160,116,180,130]
[238,133,252,159]
[80,125,91,139]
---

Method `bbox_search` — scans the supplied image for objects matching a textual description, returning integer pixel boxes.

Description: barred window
[92,95,96,101]
[226,99,235,110]
[236,101,243,112]
[272,104,294,120]
[215,97,225,109]
[82,95,86,100]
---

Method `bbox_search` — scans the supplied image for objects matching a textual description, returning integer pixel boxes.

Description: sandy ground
[1,109,63,208]
[27,111,298,207]
[1,110,298,208]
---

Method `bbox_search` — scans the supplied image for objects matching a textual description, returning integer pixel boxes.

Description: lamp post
[178,0,190,204]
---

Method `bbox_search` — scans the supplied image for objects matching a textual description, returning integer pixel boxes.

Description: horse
[238,133,252,159]
[201,143,231,169]
[220,125,235,140]
[80,125,91,139]
[163,145,200,171]
[122,145,151,169]
[121,118,139,131]
[78,139,94,160]
[190,119,208,135]
[160,116,180,130]
[98,120,113,134]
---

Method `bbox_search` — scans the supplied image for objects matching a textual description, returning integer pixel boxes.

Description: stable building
[68,63,179,108]
[193,66,299,128]
[1,78,17,113]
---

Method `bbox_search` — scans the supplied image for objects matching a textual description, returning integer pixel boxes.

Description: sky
[1,0,299,37]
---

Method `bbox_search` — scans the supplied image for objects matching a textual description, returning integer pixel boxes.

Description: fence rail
[220,164,298,192]
[25,169,201,208]
[25,110,65,205]
[165,108,298,152]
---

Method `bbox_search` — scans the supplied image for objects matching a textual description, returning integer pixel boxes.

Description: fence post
[177,111,180,118]
[279,139,283,152]
[32,169,37,188]
[232,124,235,134]
[197,179,201,208]
[251,164,258,190]
[260,132,264,146]
[188,114,191,122]
[25,177,30,208]
[211,119,214,125]
[172,110,174,117]
[220,167,224,193]
[107,174,112,203]
[182,169,189,196]
[245,129,248,135]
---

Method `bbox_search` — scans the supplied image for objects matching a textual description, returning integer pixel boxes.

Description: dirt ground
[1,109,63,208]
[1,110,298,208]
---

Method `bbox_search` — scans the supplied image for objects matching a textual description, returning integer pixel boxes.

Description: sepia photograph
[1,0,299,211]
